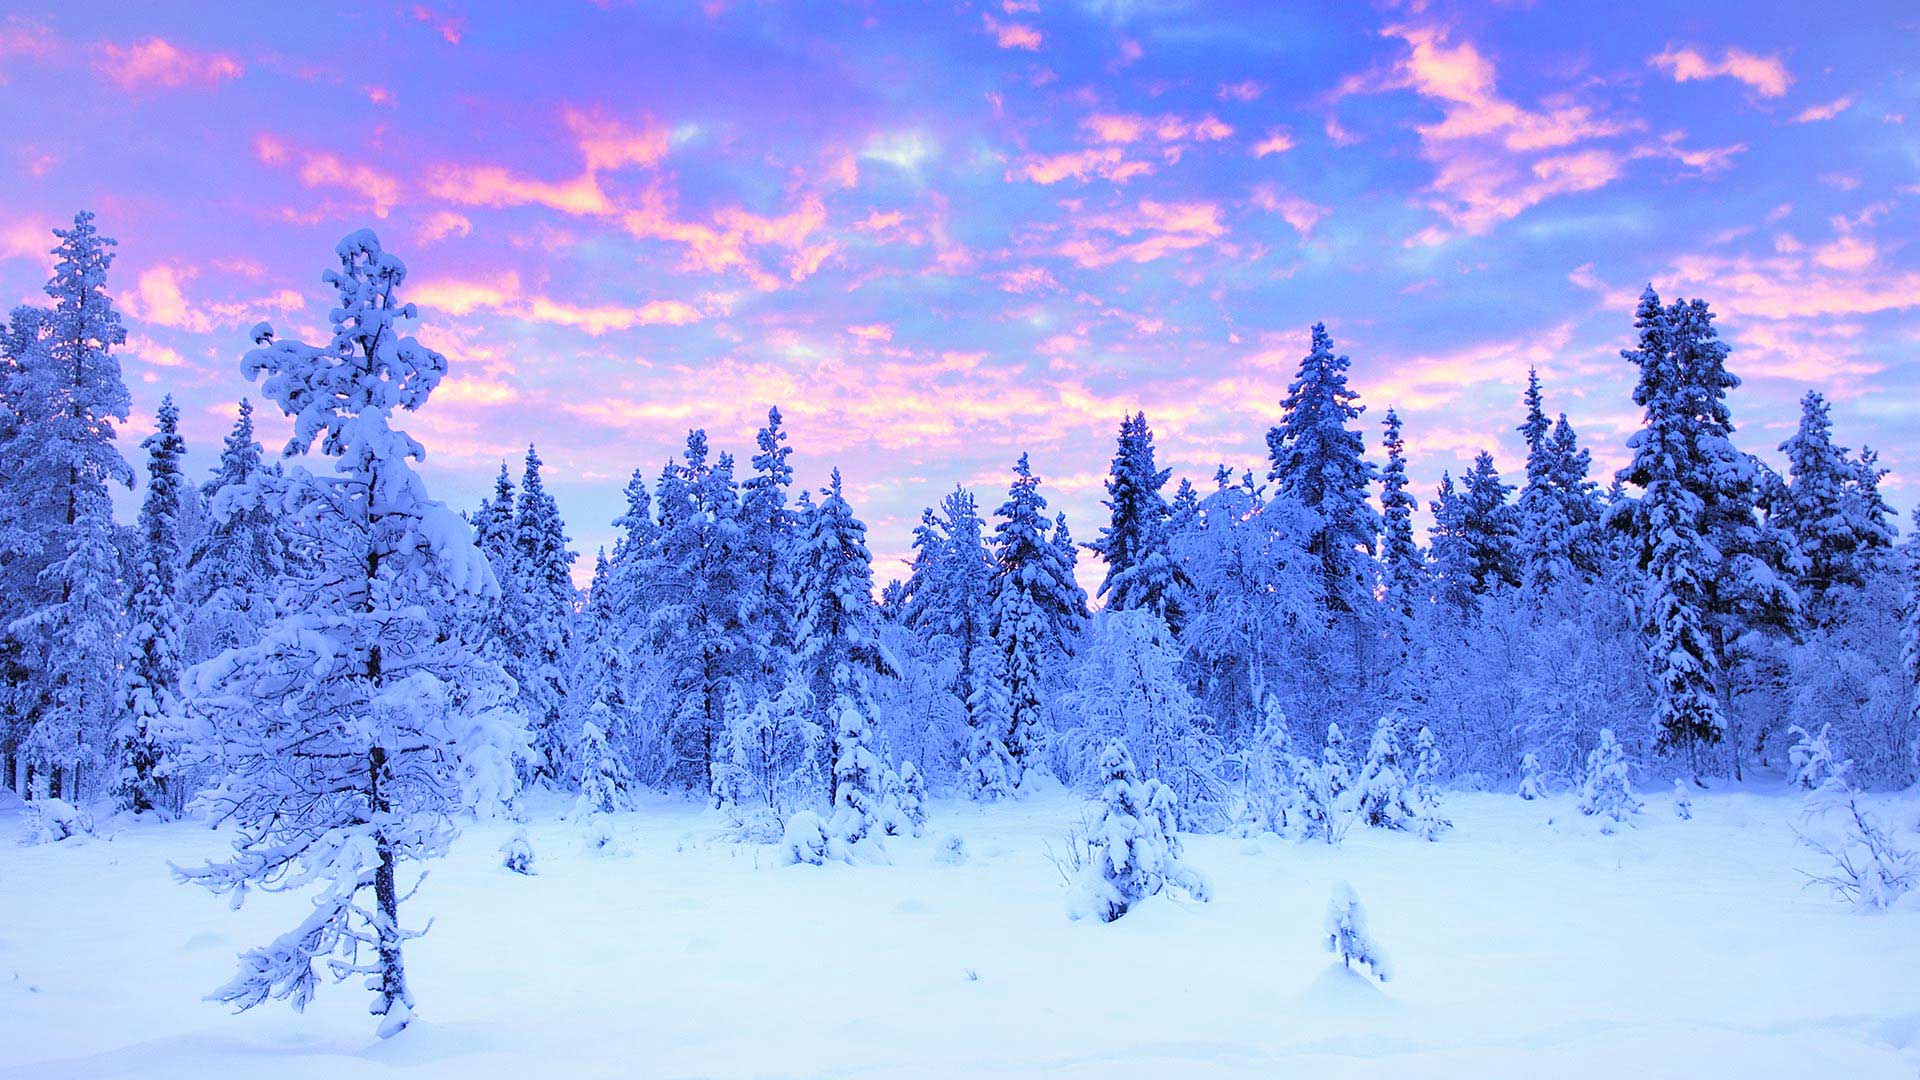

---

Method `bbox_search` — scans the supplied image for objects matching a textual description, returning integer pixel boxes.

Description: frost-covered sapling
[1325,881,1391,982]
[1800,796,1917,911]
[500,830,536,875]
[1233,696,1298,837]
[881,759,927,837]
[1354,714,1415,830]
[1067,740,1209,922]
[1787,723,1849,796]
[1517,752,1548,801]
[1577,728,1641,831]
[1410,726,1449,839]
[172,232,529,1039]
[935,833,968,866]
[1671,778,1694,821]
[575,719,632,817]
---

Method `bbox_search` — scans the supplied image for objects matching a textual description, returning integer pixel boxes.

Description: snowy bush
[935,832,968,866]
[1067,740,1210,923]
[1577,728,1641,830]
[780,809,832,867]
[1294,723,1357,845]
[500,830,536,875]
[1799,796,1917,911]
[23,797,91,845]
[1325,881,1391,982]
[580,812,624,857]
[1517,752,1548,801]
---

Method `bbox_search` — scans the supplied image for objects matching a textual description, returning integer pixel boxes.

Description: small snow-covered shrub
[23,798,91,845]
[1800,796,1917,911]
[1325,881,1390,982]
[1671,779,1694,821]
[500,829,536,875]
[935,832,968,866]
[1577,728,1640,830]
[1517,752,1548,801]
[1067,740,1210,923]
[580,811,624,857]
[781,809,832,867]
[1787,723,1849,794]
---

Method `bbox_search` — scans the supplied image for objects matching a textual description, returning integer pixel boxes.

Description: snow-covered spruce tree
[1068,739,1208,922]
[1296,721,1355,844]
[1776,391,1892,625]
[1904,507,1920,751]
[1354,714,1416,831]
[575,718,632,816]
[1325,881,1391,982]
[115,395,188,813]
[1577,728,1641,828]
[1410,725,1447,838]
[1265,323,1380,614]
[512,444,578,780]
[174,231,529,1039]
[1,212,134,800]
[1060,609,1226,830]
[1232,695,1300,836]
[904,486,1003,796]
[1457,451,1521,596]
[180,399,287,670]
[879,757,928,838]
[1378,408,1424,638]
[741,407,799,686]
[1517,751,1548,800]
[1515,368,1565,587]
[1671,778,1694,821]
[994,580,1050,789]
[1612,289,1799,777]
[991,453,1089,668]
[1090,412,1186,631]
[828,691,885,848]
[794,469,889,815]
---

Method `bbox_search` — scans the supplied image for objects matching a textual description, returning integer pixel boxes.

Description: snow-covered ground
[3,783,1917,1079]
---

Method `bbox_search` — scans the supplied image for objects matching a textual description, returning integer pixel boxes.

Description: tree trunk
[368,744,411,1037]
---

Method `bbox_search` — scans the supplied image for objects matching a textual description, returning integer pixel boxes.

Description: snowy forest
[4,213,1918,1049]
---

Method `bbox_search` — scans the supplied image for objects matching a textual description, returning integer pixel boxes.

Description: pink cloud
[98,37,243,91]
[256,135,402,217]
[1217,80,1262,102]
[847,323,893,342]
[1007,147,1153,185]
[416,210,473,245]
[1251,128,1295,157]
[565,108,671,172]
[409,4,467,45]
[1251,185,1327,235]
[1650,45,1792,98]
[983,15,1042,50]
[1056,200,1226,268]
[1792,97,1853,123]
[412,270,704,334]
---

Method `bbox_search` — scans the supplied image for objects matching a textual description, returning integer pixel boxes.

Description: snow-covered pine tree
[1776,391,1889,624]
[180,399,286,669]
[741,407,798,686]
[575,717,631,815]
[1354,713,1415,830]
[513,444,578,780]
[1458,451,1520,595]
[1577,728,1641,828]
[1090,412,1186,630]
[174,230,529,1038]
[2,212,134,801]
[992,453,1088,665]
[115,395,188,813]
[1234,695,1299,836]
[794,469,889,810]
[995,580,1050,789]
[1378,408,1423,630]
[1516,369,1575,592]
[1517,751,1548,800]
[1410,725,1447,838]
[1427,471,1474,611]
[1325,881,1391,982]
[1068,739,1206,922]
[1613,288,1799,776]
[904,486,1002,796]
[1265,323,1380,614]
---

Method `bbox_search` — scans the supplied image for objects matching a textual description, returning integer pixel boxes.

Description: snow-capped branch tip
[250,321,274,345]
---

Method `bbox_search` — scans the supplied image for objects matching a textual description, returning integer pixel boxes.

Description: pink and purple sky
[3,1,1915,589]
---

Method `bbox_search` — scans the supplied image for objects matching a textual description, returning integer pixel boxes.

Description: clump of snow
[781,809,832,867]
[1671,779,1694,821]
